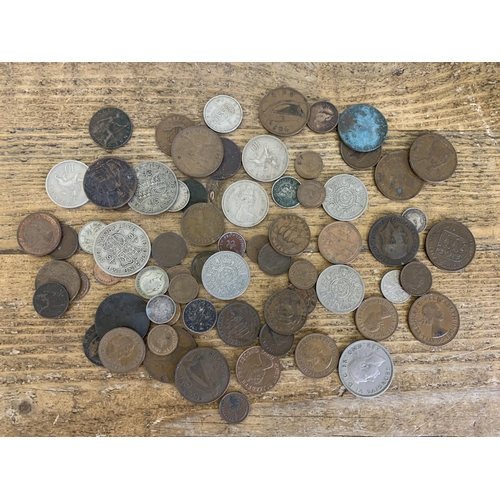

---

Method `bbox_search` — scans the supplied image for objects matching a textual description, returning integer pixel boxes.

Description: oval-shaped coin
[242,135,289,182]
[297,180,326,208]
[147,325,178,356]
[272,176,300,209]
[402,207,427,233]
[219,392,250,424]
[294,151,323,179]
[259,324,294,357]
[45,160,89,208]
[48,224,79,260]
[33,282,69,319]
[323,174,368,221]
[146,295,176,324]
[269,214,310,257]
[135,266,170,300]
[295,333,339,378]
[222,179,269,228]
[236,346,281,393]
[307,101,339,133]
[35,260,81,302]
[152,232,187,267]
[340,142,382,170]
[210,137,242,180]
[183,298,217,335]
[98,327,145,373]
[318,221,362,265]
[89,107,132,149]
[78,221,106,254]
[17,212,62,256]
[217,301,260,347]
[204,95,243,133]
[381,270,410,304]
[181,203,225,247]
[355,297,398,341]
[400,261,432,296]
[155,114,195,155]
[264,289,307,335]
[218,232,246,255]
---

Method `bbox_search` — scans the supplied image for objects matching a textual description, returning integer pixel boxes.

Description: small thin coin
[33,282,69,319]
[203,95,243,133]
[169,274,199,304]
[217,301,260,347]
[89,107,132,149]
[340,142,382,170]
[74,271,90,301]
[183,179,207,211]
[307,101,339,133]
[135,266,170,300]
[264,289,307,336]
[288,260,317,289]
[98,327,145,374]
[210,138,242,180]
[355,297,398,341]
[35,260,81,302]
[218,232,246,255]
[219,392,250,424]
[17,212,61,256]
[272,176,300,209]
[191,251,216,284]
[258,243,291,276]
[246,235,269,263]
[259,324,294,357]
[45,160,89,208]
[152,232,187,267]
[295,333,339,378]
[400,262,432,296]
[48,224,79,260]
[297,180,326,208]
[181,203,225,247]
[323,175,368,221]
[147,325,178,356]
[288,285,317,315]
[269,214,310,257]
[242,135,289,182]
[402,207,427,233]
[381,270,410,304]
[155,114,194,155]
[166,180,190,212]
[236,346,281,394]
[93,262,121,286]
[183,298,217,335]
[78,221,106,254]
[294,151,323,179]
[83,325,103,367]
[318,221,362,265]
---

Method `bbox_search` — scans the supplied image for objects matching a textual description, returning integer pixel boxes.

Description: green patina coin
[271,176,300,209]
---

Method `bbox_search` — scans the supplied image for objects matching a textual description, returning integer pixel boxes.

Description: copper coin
[269,214,310,257]
[218,232,246,256]
[236,346,281,394]
[168,274,199,304]
[340,142,382,170]
[219,392,250,424]
[288,260,317,289]
[425,220,476,272]
[167,302,182,326]
[217,301,260,347]
[210,137,242,180]
[375,150,425,201]
[93,262,121,286]
[259,87,309,137]
[17,212,62,256]
[48,224,79,260]
[258,243,291,276]
[288,285,317,315]
[74,271,90,301]
[307,101,339,133]
[83,324,102,367]
[355,297,398,341]
[206,178,223,209]
[166,265,191,281]
[296,180,326,208]
[183,179,208,211]
[400,261,432,296]
[33,282,69,319]
[171,125,224,177]
[264,289,307,335]
[155,114,195,155]
[295,333,339,378]
[259,324,294,357]
[408,293,460,346]
[152,232,187,267]
[147,325,178,356]
[191,251,217,283]
[35,260,81,302]
[409,133,457,183]
[181,203,225,247]
[294,151,323,179]
[246,234,269,263]
[98,327,145,373]
[89,107,132,149]
[318,221,362,265]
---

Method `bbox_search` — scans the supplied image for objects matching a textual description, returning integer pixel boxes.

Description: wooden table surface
[0,62,498,437]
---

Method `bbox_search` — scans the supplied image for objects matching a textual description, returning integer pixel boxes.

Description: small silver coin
[46,160,89,208]
[323,174,368,221]
[381,269,410,304]
[402,207,428,233]
[78,221,106,254]
[338,340,394,399]
[146,294,176,324]
[272,176,300,209]
[242,135,289,182]
[203,95,243,134]
[135,266,170,300]
[166,180,190,212]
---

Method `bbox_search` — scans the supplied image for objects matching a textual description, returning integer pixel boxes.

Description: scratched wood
[0,62,499,436]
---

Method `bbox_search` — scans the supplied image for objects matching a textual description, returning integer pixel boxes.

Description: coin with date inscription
[355,297,398,341]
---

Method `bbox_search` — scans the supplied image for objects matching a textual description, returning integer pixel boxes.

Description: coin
[45,160,89,208]
[147,325,178,356]
[296,180,326,208]
[337,104,388,152]
[74,271,90,301]
[318,221,362,265]
[218,232,246,255]
[264,289,307,335]
[181,203,224,247]
[152,232,187,267]
[288,285,317,315]
[242,135,289,182]
[259,87,309,136]
[295,333,339,378]
[269,214,310,256]
[98,327,145,374]
[17,212,62,256]
[191,251,216,283]
[355,297,398,341]
[402,207,427,233]
[210,138,242,180]
[169,274,199,304]
[409,133,457,183]
[272,176,300,209]
[93,262,121,286]
[368,215,420,266]
[183,298,217,334]
[183,179,207,211]
[246,234,269,263]
[294,151,323,179]
[425,220,475,272]
[48,224,79,260]
[340,142,382,170]
[146,295,176,324]
[316,265,365,314]
[258,243,291,276]
[167,302,182,326]
[381,270,410,304]
[33,282,69,318]
[217,301,260,347]
[219,392,250,424]
[400,261,432,296]
[35,260,81,302]
[204,95,243,133]
[89,107,132,149]
[307,101,339,133]
[155,114,195,155]
[259,324,294,357]
[338,340,394,398]
[83,157,137,209]
[78,221,106,254]
[135,266,169,300]
[288,260,317,289]
[408,293,460,346]
[82,325,102,367]
[222,179,269,228]
[166,265,191,281]
[166,180,190,212]
[236,346,281,393]
[323,174,368,221]
[206,178,223,209]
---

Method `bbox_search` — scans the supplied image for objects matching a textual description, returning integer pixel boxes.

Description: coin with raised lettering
[222,179,269,228]
[236,346,281,393]
[146,295,176,324]
[98,327,145,374]
[402,207,427,233]
[323,174,368,221]
[355,297,398,341]
[204,95,243,133]
[166,180,190,212]
[242,135,289,182]
[269,214,310,257]
[33,282,69,319]
[294,151,323,179]
[17,212,62,256]
[272,176,300,209]
[296,180,326,208]
[340,142,382,170]
[307,101,339,133]
[259,324,294,357]
[219,392,250,424]
[35,260,81,302]
[147,325,178,356]
[181,203,225,247]
[45,160,89,208]
[78,221,106,254]
[288,260,317,289]
[400,261,432,296]
[155,114,195,156]
[381,270,410,304]
[318,221,362,265]
[295,333,339,378]
[89,107,132,149]
[217,301,260,347]
[168,274,199,304]
[264,289,307,335]
[218,232,246,256]
[135,266,170,300]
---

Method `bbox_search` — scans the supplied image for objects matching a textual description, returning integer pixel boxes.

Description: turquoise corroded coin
[272,176,300,208]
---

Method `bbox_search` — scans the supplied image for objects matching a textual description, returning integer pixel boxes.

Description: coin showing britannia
[323,174,368,221]
[242,135,289,182]
[45,160,89,208]
[222,180,269,228]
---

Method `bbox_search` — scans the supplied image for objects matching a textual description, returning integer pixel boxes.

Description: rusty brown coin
[48,224,79,260]
[35,260,81,302]
[269,214,310,257]
[155,114,195,155]
[181,203,225,247]
[288,285,317,315]
[258,243,291,276]
[167,302,181,326]
[152,232,188,267]
[93,262,121,286]
[340,142,382,170]
[307,101,339,133]
[219,392,250,424]
[400,261,432,296]
[355,297,398,341]
[264,289,308,335]
[17,212,62,256]
[74,271,90,301]
[318,221,362,265]
[259,324,294,357]
[168,274,199,304]
[166,265,191,281]
[294,151,324,179]
[236,346,281,394]
[296,180,326,208]
[218,232,246,256]
[288,260,317,289]
[147,325,179,356]
[217,301,260,347]
[246,234,269,263]
[191,251,217,283]
[98,327,145,373]
[295,333,339,378]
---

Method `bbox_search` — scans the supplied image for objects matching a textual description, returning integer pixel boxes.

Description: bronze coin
[89,107,132,149]
[258,243,291,276]
[35,260,81,302]
[17,212,62,256]
[408,293,460,346]
[219,392,250,424]
[409,133,457,183]
[171,125,224,177]
[33,282,69,319]
[294,151,324,179]
[355,297,398,341]
[375,150,425,201]
[147,325,179,356]
[307,101,339,133]
[168,274,199,304]
[425,220,476,272]
[181,203,225,247]
[269,214,310,257]
[259,324,294,357]
[288,285,317,315]
[340,142,382,170]
[93,262,121,286]
[152,232,188,267]
[218,232,246,256]
[259,87,309,137]
[264,289,307,335]
[288,260,317,289]
[296,180,326,208]
[155,114,195,155]
[166,265,191,281]
[236,346,281,394]
[210,137,242,180]
[318,221,362,265]
[217,301,260,347]
[246,234,269,263]
[400,261,432,296]
[167,302,182,326]
[191,251,217,283]
[74,271,91,301]
[206,178,223,210]
[295,333,339,378]
[183,179,208,211]
[48,224,79,260]
[98,327,145,373]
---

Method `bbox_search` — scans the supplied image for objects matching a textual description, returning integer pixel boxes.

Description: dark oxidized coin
[218,232,246,256]
[183,179,208,211]
[83,324,103,367]
[219,392,250,424]
[246,235,269,264]
[295,333,339,378]
[355,297,398,341]
[35,260,81,302]
[89,107,132,149]
[236,346,281,394]
[258,243,291,276]
[183,298,217,334]
[211,138,242,180]
[294,151,324,179]
[272,176,300,209]
[17,212,62,256]
[400,261,432,296]
[152,232,188,267]
[340,142,382,170]
[74,271,90,301]
[181,203,225,247]
[48,224,79,260]
[217,301,260,347]
[191,251,217,283]
[288,285,317,315]
[155,114,195,156]
[307,101,339,133]
[296,180,326,209]
[83,157,137,209]
[264,289,307,336]
[259,324,294,357]
[33,282,69,319]
[269,214,310,257]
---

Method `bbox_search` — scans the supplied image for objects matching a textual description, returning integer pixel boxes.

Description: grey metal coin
[93,221,151,277]
[272,176,300,209]
[78,221,106,254]
[402,207,428,233]
[128,161,178,215]
[146,295,176,324]
[338,340,394,399]
[135,266,170,300]
[316,264,365,314]
[166,180,190,212]
[323,174,368,221]
[203,95,243,134]
[222,179,269,228]
[202,251,250,301]
[242,135,289,182]
[380,269,410,304]
[45,160,89,208]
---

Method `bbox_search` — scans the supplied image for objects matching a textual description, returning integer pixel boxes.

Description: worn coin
[191,251,216,283]
[269,214,310,256]
[83,324,103,367]
[167,302,182,326]
[206,178,223,209]
[272,176,300,209]
[135,266,169,300]
[217,301,260,347]
[155,114,195,155]
[166,265,191,281]
[236,346,281,393]
[296,180,326,208]
[204,95,243,133]
[169,274,199,304]
[258,243,291,276]
[246,234,269,263]
[17,212,62,256]
[340,142,382,170]
[400,261,432,296]
[295,333,339,378]
[307,100,339,133]
[222,179,269,228]
[89,107,132,149]
[45,160,89,208]
[294,151,323,179]
[33,282,69,319]
[166,180,190,212]
[35,260,81,302]
[93,262,121,286]
[355,297,398,341]
[381,270,410,304]
[183,298,217,334]
[242,135,289,182]
[323,174,368,221]
[48,224,79,260]
[288,260,317,289]
[402,207,427,233]
[288,285,317,315]
[181,203,225,247]
[218,232,246,255]
[219,392,250,424]
[210,138,242,180]
[146,295,176,324]
[152,232,187,267]
[264,289,307,335]
[78,221,106,254]
[98,327,145,374]
[147,325,178,356]
[318,221,362,265]
[259,324,294,357]
[183,179,207,211]
[74,271,90,301]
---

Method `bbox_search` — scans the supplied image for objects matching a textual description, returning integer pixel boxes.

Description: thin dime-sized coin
[236,346,281,393]
[78,221,106,254]
[204,95,243,133]
[381,270,410,304]
[183,179,207,211]
[93,262,121,286]
[246,234,269,263]
[259,324,294,357]
[295,334,339,378]
[402,207,427,233]
[155,114,195,156]
[288,260,317,289]
[408,293,460,346]
[242,135,289,182]
[48,224,79,260]
[355,297,398,341]
[323,174,368,221]
[35,260,81,302]
[166,265,191,281]
[272,176,300,209]
[166,180,190,212]
[89,107,132,149]
[222,179,269,228]
[340,142,382,170]
[264,289,307,335]
[83,325,103,367]
[269,214,310,257]
[307,101,339,133]
[183,298,217,335]
[152,232,187,267]
[191,251,216,283]
[219,392,250,424]
[288,285,317,315]
[258,243,291,276]
[294,151,323,179]
[98,327,146,374]
[146,295,176,324]
[169,274,199,304]
[181,203,225,247]
[45,160,89,208]
[217,301,260,347]
[210,138,242,180]
[297,180,326,208]
[33,282,69,319]
[400,261,432,296]
[135,266,169,300]
[147,325,179,356]
[218,232,246,255]
[74,271,90,301]
[318,221,362,265]
[17,212,62,256]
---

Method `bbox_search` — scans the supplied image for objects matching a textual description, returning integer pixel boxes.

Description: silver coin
[78,221,106,254]
[201,251,251,301]
[166,180,190,212]
[316,264,365,314]
[221,180,269,228]
[271,176,300,208]
[128,161,178,215]
[338,340,394,399]
[45,160,89,208]
[146,294,176,324]
[402,207,427,233]
[135,266,170,300]
[93,221,151,277]
[381,269,410,304]
[242,135,289,182]
[203,95,243,134]
[322,174,368,221]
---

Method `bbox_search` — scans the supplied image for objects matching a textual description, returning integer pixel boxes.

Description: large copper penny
[217,301,260,347]
[246,235,269,263]
[355,297,398,341]
[295,333,339,378]
[155,114,195,155]
[296,180,326,208]
[269,214,310,257]
[48,224,79,260]
[307,101,339,133]
[288,285,317,315]
[17,212,62,256]
[318,221,362,265]
[236,346,281,394]
[181,203,225,247]
[35,260,81,302]
[258,243,291,276]
[264,289,307,335]
[400,261,432,296]
[288,260,317,289]
[259,324,294,357]
[152,232,187,267]
[93,262,121,286]
[168,274,199,304]
[340,142,382,170]
[219,392,250,424]
[147,325,178,356]
[191,251,216,283]
[294,151,323,179]
[89,107,132,149]
[408,294,460,346]
[98,327,145,373]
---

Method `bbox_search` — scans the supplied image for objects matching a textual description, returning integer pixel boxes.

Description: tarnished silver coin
[272,176,300,209]
[316,264,365,314]
[166,180,190,212]
[78,221,106,254]
[203,95,243,134]
[221,180,269,228]
[381,269,410,304]
[128,161,178,215]
[338,340,394,399]
[93,221,151,277]
[202,251,251,301]
[146,294,176,324]
[242,135,289,182]
[46,160,89,208]
[323,174,368,221]
[135,266,170,300]
[402,207,427,233]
